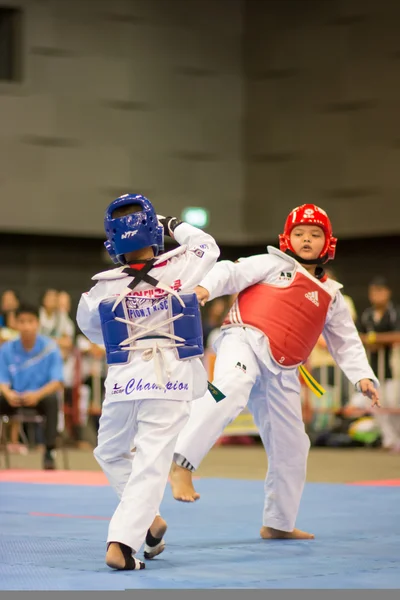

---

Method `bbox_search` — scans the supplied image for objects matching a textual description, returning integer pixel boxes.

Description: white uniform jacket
[77,223,219,402]
[199,246,378,388]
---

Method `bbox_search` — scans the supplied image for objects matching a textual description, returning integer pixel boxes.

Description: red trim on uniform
[128,260,168,269]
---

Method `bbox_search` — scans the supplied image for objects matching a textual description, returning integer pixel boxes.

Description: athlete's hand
[195,285,210,306]
[157,216,182,237]
[357,379,380,408]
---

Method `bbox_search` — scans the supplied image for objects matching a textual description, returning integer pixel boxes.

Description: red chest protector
[223,271,333,367]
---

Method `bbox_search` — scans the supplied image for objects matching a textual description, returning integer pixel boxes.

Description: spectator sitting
[39,289,75,359]
[58,290,72,315]
[359,277,399,380]
[0,303,64,469]
[58,291,76,337]
[355,276,400,451]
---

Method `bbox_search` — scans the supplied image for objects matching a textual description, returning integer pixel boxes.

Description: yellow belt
[298,365,326,398]
[210,365,325,402]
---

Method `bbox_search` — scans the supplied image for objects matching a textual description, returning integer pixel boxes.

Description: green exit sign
[181,207,209,228]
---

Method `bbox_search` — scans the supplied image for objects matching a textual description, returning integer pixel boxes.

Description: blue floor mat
[1,478,399,589]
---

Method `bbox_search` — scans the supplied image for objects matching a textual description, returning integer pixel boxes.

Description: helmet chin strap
[285,249,327,266]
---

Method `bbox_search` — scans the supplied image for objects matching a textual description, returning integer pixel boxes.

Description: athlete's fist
[157,216,182,237]
[195,285,210,306]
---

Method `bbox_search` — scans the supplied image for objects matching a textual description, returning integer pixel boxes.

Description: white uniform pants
[94,397,190,552]
[174,329,310,532]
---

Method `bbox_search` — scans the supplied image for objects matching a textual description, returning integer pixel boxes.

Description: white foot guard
[143,520,167,560]
[143,538,166,559]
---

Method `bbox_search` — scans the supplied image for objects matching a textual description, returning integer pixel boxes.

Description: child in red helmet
[170,204,380,540]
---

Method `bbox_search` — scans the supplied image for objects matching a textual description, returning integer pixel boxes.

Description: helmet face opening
[111,202,143,220]
[104,194,164,264]
[279,204,337,263]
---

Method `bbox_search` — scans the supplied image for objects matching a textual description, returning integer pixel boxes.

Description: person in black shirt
[358,277,400,450]
[358,277,400,379]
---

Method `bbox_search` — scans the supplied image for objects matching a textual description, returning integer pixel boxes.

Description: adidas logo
[305,291,319,306]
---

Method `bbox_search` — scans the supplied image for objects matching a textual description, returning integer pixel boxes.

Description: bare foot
[106,542,145,570]
[106,542,126,569]
[260,526,315,540]
[170,463,200,502]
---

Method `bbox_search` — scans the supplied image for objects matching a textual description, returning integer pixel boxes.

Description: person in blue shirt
[0,303,64,469]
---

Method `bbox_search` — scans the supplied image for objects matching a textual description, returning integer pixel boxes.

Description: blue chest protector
[98,292,204,365]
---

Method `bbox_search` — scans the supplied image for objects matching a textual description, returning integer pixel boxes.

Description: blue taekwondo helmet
[104,194,164,265]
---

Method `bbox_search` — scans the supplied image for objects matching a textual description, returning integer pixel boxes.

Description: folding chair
[0,414,11,468]
[0,408,69,469]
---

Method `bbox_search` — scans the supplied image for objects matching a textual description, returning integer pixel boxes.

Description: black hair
[15,303,40,319]
[369,276,390,289]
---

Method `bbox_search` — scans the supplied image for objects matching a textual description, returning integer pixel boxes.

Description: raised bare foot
[170,463,200,502]
[260,526,315,540]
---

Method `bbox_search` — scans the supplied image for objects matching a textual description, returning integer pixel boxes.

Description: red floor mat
[348,479,400,486]
[0,469,199,486]
[0,470,109,486]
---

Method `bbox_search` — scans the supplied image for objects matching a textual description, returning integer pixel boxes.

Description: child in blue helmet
[77,194,219,570]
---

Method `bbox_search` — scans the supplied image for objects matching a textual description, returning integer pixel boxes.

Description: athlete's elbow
[202,247,220,269]
[207,241,220,261]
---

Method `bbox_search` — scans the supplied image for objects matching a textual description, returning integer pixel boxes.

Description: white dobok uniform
[174,247,379,532]
[77,223,219,553]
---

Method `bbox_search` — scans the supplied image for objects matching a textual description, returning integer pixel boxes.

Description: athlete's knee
[297,432,311,472]
[279,428,310,471]
[93,444,105,465]
[214,376,254,413]
[93,442,119,465]
[228,395,248,415]
[292,427,310,455]
[299,428,311,452]
[93,447,103,469]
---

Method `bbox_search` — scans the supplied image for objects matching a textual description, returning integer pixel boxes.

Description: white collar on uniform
[267,245,297,265]
[155,245,187,264]
[92,245,187,281]
[266,245,343,295]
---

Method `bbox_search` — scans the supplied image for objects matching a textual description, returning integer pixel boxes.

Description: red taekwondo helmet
[279,204,337,264]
